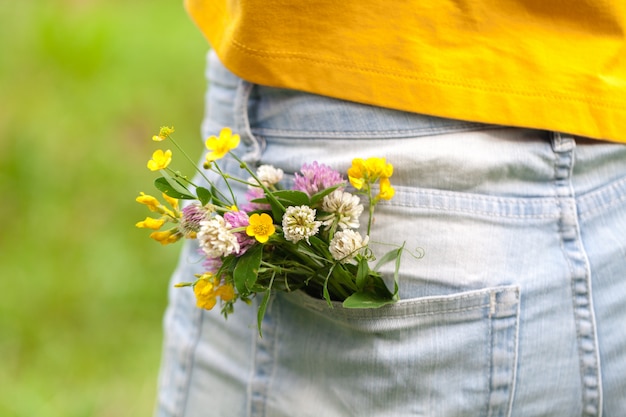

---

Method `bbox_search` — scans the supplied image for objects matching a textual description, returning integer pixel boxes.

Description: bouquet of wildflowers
[136,127,405,330]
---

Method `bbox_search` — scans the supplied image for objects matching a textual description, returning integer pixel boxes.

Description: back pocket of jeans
[257,285,520,417]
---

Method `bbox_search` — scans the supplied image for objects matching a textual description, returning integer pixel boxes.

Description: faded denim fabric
[154,51,626,417]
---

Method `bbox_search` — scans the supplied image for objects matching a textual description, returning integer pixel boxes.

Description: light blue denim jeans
[154,51,626,417]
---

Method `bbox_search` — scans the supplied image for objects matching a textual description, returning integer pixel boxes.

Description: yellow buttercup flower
[136,192,160,212]
[246,213,276,243]
[152,126,175,141]
[205,127,240,162]
[147,149,172,171]
[135,217,166,230]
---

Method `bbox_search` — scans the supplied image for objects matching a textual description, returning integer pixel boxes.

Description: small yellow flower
[193,274,235,310]
[149,229,181,245]
[135,192,179,218]
[161,192,179,210]
[348,157,393,187]
[246,213,276,243]
[367,157,393,178]
[347,157,394,200]
[205,127,240,162]
[214,283,235,302]
[136,192,160,212]
[135,217,166,230]
[147,149,172,171]
[347,158,367,190]
[152,126,175,141]
[377,177,395,200]
[194,276,217,310]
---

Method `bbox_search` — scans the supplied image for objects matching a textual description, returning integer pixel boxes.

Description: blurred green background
[0,1,209,416]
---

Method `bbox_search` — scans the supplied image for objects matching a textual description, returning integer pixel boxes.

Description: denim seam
[507,294,521,417]
[249,298,279,417]
[486,312,519,417]
[298,297,519,321]
[235,80,264,164]
[300,286,517,306]
[485,304,495,417]
[379,188,561,219]
[552,133,603,417]
[577,175,626,221]
[245,325,257,417]
[380,199,560,220]
[384,202,559,220]
[250,124,501,139]
[386,189,559,205]
[268,298,281,416]
[176,307,204,417]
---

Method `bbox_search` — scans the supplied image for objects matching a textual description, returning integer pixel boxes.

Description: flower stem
[167,134,214,186]
[367,186,375,236]
[229,151,286,212]
[211,161,237,206]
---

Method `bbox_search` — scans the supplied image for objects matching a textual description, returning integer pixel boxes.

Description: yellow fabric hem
[184,0,625,144]
[222,40,625,143]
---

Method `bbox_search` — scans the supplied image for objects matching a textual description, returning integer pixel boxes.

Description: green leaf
[309,184,343,206]
[253,189,307,222]
[210,185,229,207]
[246,188,287,223]
[370,244,405,301]
[257,290,271,338]
[342,291,396,308]
[355,257,369,291]
[256,272,275,338]
[196,186,212,206]
[233,244,263,296]
[391,243,405,300]
[160,170,193,193]
[307,235,331,252]
[272,190,311,207]
[154,177,196,199]
[373,246,403,272]
[322,265,335,308]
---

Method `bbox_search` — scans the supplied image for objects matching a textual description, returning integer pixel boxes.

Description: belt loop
[233,79,263,164]
[551,131,576,153]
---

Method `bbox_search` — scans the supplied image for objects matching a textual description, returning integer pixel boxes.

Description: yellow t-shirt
[185,0,626,143]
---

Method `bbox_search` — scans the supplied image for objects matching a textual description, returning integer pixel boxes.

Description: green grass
[0,1,209,416]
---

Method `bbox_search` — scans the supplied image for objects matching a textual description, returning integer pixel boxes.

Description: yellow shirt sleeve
[185,0,626,143]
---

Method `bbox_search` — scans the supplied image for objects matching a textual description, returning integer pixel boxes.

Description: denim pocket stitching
[250,123,501,139]
[380,186,562,220]
[286,285,519,321]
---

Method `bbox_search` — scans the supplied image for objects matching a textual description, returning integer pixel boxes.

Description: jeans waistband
[203,51,626,215]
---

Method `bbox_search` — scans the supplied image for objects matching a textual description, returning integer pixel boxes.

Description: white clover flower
[329,230,369,263]
[249,164,284,188]
[282,205,322,244]
[197,215,240,258]
[319,190,364,230]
